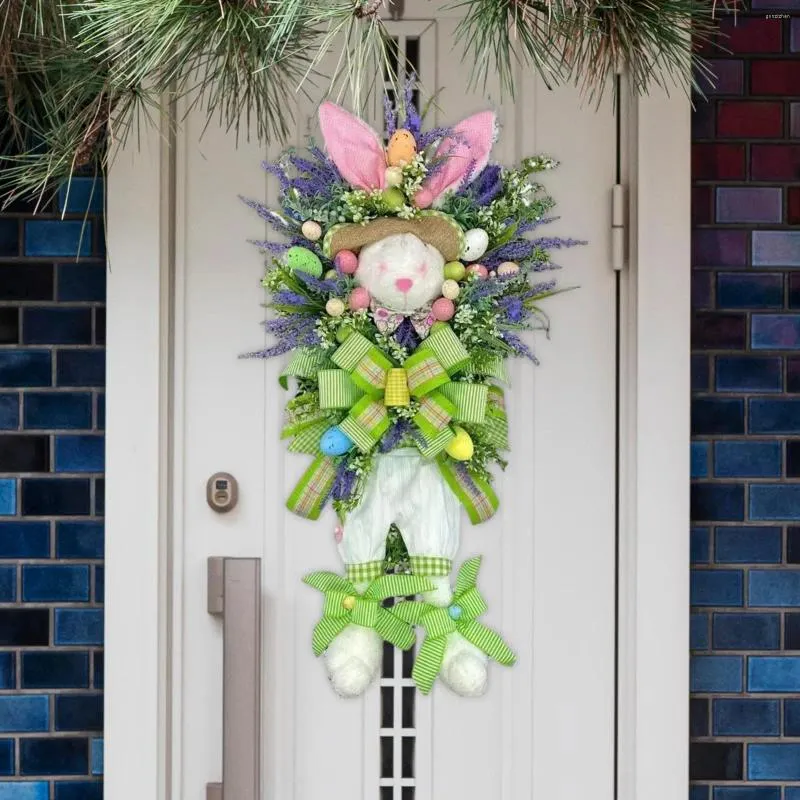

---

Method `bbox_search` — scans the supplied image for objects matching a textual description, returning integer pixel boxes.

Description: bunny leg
[325,458,394,697]
[398,455,489,697]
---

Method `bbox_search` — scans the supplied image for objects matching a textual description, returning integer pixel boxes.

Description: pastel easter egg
[432,297,455,321]
[445,427,474,461]
[497,261,520,276]
[301,220,322,241]
[414,188,433,209]
[320,426,354,457]
[285,246,323,277]
[349,287,371,311]
[386,128,417,167]
[325,298,345,317]
[462,228,489,261]
[336,326,354,343]
[324,269,338,279]
[467,264,489,279]
[385,166,404,187]
[443,261,466,281]
[334,249,359,274]
[441,279,460,300]
[381,187,406,212]
[334,525,344,543]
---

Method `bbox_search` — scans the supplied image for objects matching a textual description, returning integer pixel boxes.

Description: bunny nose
[395,278,414,293]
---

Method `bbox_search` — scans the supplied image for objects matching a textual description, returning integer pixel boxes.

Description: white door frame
[104,84,690,800]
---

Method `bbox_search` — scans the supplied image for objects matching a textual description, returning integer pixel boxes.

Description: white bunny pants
[338,449,460,583]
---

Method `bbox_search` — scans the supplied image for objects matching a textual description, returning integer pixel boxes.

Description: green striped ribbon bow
[318,326,488,457]
[303,572,435,655]
[393,557,515,693]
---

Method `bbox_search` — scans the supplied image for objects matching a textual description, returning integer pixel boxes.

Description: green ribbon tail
[459,619,516,666]
[375,607,417,651]
[303,572,356,595]
[412,636,447,695]
[437,460,499,524]
[454,556,482,596]
[286,455,337,520]
[311,614,350,657]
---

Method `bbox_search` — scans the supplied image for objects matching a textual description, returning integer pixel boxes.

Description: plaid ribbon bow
[303,571,435,655]
[393,556,516,693]
[317,326,488,457]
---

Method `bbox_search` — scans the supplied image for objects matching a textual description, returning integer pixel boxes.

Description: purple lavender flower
[293,270,339,294]
[239,196,293,234]
[501,332,538,364]
[498,296,525,323]
[331,462,358,502]
[416,127,453,150]
[403,77,422,138]
[379,419,413,453]
[531,236,586,249]
[383,94,397,138]
[262,161,291,194]
[516,216,558,234]
[272,291,314,307]
[525,279,557,298]
[482,240,536,268]
[249,240,291,255]
[464,164,503,205]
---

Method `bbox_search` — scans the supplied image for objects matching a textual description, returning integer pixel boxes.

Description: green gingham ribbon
[303,572,435,655]
[475,385,509,449]
[393,557,516,694]
[279,347,332,389]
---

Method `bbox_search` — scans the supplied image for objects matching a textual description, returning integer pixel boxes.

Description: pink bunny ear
[421,111,497,202]
[318,101,386,191]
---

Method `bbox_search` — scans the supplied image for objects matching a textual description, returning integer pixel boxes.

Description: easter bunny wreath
[243,86,581,698]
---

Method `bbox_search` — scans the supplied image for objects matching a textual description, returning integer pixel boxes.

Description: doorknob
[206,557,261,800]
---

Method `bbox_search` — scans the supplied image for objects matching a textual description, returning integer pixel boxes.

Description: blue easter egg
[320,426,354,456]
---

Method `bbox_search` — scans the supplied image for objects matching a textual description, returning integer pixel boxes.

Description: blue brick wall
[691,8,800,799]
[0,176,104,797]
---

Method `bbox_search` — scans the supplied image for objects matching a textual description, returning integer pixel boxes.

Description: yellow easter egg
[386,129,417,167]
[445,427,474,461]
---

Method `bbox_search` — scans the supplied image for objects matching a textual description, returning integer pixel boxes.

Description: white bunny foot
[324,623,383,698]
[440,633,489,697]
[422,575,489,697]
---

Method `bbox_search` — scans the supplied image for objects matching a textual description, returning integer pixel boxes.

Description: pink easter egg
[335,250,359,274]
[467,264,489,279]
[414,188,434,209]
[431,297,455,321]
[349,287,371,311]
[334,525,344,543]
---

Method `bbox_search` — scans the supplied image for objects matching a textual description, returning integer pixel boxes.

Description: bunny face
[355,233,445,313]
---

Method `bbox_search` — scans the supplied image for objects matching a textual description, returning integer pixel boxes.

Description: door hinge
[612,184,627,272]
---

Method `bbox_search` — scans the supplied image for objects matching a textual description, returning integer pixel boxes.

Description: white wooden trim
[105,105,174,800]
[617,83,691,800]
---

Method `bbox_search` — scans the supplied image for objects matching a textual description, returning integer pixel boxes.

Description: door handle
[206,557,261,800]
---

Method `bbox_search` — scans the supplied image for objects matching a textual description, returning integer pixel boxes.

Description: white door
[105,5,691,800]
[173,9,616,799]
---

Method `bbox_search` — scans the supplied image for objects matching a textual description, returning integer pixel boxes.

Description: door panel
[174,5,617,798]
